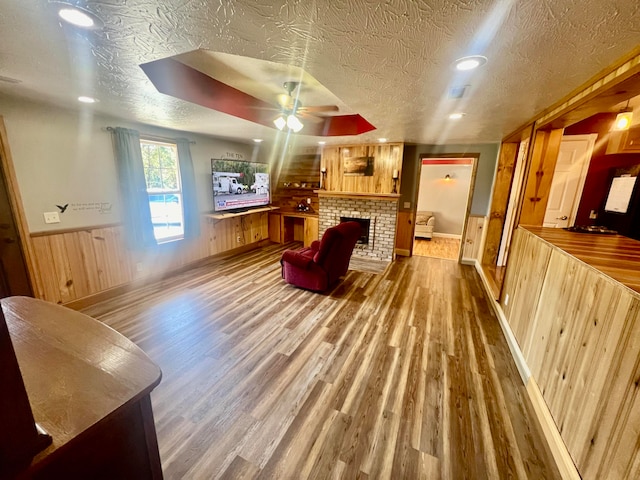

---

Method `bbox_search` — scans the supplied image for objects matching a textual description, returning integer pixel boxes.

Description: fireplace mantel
[315,191,400,201]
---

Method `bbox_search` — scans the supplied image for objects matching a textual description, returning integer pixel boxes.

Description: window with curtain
[140,139,184,242]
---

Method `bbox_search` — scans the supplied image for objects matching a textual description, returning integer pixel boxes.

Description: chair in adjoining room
[280,221,361,292]
[414,211,435,240]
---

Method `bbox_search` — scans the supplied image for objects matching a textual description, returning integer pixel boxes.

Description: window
[140,139,184,242]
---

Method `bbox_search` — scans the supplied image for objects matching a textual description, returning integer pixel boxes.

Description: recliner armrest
[310,240,321,252]
[281,250,314,269]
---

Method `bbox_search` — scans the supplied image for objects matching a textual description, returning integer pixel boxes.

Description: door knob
[556,216,568,220]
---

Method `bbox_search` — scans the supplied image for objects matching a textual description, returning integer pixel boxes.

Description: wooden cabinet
[606,125,640,154]
[269,212,319,247]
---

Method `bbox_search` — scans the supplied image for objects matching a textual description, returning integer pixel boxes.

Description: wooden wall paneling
[504,227,640,479]
[62,231,95,299]
[519,129,564,226]
[28,215,269,306]
[321,143,403,195]
[581,298,640,479]
[47,234,75,303]
[394,210,413,256]
[322,146,341,192]
[461,215,485,261]
[481,142,519,266]
[91,227,132,290]
[500,229,552,348]
[30,236,62,304]
[559,281,631,466]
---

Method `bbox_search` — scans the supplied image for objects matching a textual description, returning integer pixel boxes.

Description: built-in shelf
[204,206,279,220]
[315,191,401,201]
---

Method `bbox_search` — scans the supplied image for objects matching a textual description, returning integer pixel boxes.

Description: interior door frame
[0,116,39,297]
[412,153,479,263]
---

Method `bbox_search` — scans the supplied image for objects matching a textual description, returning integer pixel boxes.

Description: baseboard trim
[526,379,581,480]
[64,239,271,311]
[473,260,530,382]
[395,248,411,257]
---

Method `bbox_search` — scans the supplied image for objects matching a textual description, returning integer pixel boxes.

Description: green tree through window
[140,140,184,241]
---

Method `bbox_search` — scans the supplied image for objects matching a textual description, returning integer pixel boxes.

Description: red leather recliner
[281,221,361,292]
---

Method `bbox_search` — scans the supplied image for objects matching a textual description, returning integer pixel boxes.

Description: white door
[543,134,597,228]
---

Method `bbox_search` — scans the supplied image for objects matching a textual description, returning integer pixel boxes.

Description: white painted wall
[417,163,472,236]
[1,97,262,233]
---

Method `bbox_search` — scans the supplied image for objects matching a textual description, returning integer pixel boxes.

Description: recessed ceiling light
[454,55,487,71]
[318,141,326,145]
[253,138,263,143]
[378,138,387,143]
[78,96,98,103]
[54,3,103,30]
[448,112,465,120]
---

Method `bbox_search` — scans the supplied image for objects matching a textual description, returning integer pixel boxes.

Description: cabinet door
[304,217,319,247]
[268,213,282,243]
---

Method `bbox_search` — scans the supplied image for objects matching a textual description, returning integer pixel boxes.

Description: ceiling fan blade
[297,112,325,123]
[298,105,339,113]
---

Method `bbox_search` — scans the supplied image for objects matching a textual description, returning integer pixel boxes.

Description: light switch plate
[43,211,60,224]
[403,202,411,209]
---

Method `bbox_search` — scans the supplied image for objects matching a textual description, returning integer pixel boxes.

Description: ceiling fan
[272,81,338,132]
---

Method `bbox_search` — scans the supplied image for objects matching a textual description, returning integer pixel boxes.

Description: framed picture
[344,156,374,176]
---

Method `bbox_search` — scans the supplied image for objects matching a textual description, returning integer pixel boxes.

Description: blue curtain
[112,127,156,249]
[176,138,200,239]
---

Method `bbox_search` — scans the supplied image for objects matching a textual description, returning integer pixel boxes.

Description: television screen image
[211,159,270,213]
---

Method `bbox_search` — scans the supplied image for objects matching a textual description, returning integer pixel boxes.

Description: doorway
[413,157,476,261]
[0,121,32,298]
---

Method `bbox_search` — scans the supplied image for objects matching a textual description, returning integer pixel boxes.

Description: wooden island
[501,226,640,480]
[1,296,162,479]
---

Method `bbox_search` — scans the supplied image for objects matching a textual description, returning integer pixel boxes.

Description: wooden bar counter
[1,296,163,479]
[501,226,640,480]
[520,225,640,293]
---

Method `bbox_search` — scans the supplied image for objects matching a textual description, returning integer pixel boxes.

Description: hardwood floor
[81,242,560,479]
[413,237,461,260]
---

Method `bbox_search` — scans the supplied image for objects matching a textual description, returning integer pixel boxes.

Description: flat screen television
[211,158,270,213]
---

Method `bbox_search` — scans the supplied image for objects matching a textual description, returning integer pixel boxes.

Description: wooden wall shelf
[204,206,279,220]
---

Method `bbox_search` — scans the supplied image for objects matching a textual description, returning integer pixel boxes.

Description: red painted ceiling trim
[421,158,473,165]
[140,57,375,137]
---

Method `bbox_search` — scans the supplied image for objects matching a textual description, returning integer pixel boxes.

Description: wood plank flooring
[413,237,461,260]
[81,242,560,479]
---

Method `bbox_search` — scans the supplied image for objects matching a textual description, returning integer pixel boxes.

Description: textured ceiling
[0,0,639,146]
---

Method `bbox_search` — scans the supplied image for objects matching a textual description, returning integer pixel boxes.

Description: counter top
[521,226,640,293]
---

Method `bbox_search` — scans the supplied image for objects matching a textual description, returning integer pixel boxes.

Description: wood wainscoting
[461,215,486,263]
[501,227,640,480]
[29,211,269,306]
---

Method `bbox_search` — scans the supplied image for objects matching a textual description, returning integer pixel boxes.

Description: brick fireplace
[319,194,398,261]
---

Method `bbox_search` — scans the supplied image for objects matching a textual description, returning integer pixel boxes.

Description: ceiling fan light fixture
[274,115,286,130]
[286,114,303,133]
[613,110,633,131]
